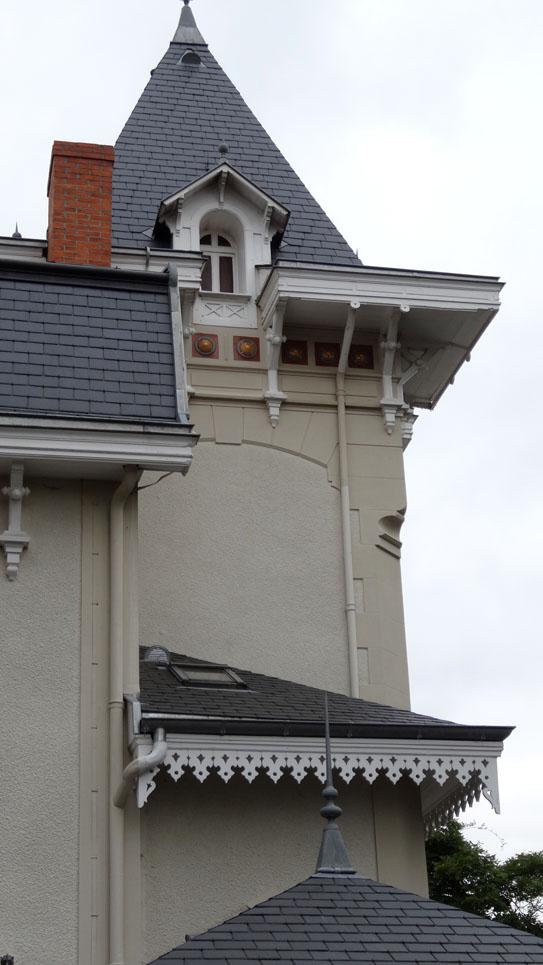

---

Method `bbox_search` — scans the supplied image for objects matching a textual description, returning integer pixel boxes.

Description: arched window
[200,232,236,293]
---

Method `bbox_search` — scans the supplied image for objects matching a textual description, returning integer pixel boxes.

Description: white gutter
[113,727,168,809]
[337,303,360,698]
[108,468,142,965]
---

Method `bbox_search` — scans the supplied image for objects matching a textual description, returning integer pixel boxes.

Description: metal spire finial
[12,223,22,240]
[173,0,206,44]
[316,694,355,875]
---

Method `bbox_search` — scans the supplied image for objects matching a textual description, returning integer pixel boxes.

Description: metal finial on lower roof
[316,694,355,875]
[12,223,22,240]
[173,0,206,45]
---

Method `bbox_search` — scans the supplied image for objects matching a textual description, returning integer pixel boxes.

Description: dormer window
[200,232,235,293]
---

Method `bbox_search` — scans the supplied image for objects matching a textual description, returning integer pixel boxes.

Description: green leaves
[426,822,543,937]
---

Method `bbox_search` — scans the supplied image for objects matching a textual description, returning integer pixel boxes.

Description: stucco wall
[139,439,351,694]
[142,772,377,963]
[0,480,82,965]
[139,398,411,707]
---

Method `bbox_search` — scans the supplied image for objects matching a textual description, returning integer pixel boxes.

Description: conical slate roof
[148,874,543,964]
[112,15,361,267]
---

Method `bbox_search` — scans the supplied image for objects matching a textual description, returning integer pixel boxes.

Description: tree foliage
[426,821,543,938]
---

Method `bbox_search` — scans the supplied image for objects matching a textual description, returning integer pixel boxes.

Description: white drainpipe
[109,468,142,965]
[337,303,360,699]
[113,727,168,809]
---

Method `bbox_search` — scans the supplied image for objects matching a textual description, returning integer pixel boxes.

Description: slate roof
[0,260,179,422]
[140,649,512,742]
[112,38,362,268]
[149,873,543,964]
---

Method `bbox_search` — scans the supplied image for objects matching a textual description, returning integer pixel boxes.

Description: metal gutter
[108,469,142,965]
[0,257,172,290]
[113,728,167,809]
[337,303,359,698]
[139,713,514,744]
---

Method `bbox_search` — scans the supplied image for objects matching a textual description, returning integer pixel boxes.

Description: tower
[0,5,511,965]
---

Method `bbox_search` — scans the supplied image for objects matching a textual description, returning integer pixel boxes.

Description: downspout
[113,727,168,809]
[109,468,142,965]
[337,302,360,699]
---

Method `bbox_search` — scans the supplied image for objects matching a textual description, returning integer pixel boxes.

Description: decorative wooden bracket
[380,308,408,435]
[218,170,228,206]
[381,308,438,440]
[0,463,30,580]
[264,298,288,427]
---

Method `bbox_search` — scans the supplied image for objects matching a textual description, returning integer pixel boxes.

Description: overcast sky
[1,0,541,859]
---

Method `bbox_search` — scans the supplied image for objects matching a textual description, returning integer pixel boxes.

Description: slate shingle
[148,875,543,964]
[139,648,512,742]
[0,261,178,423]
[112,43,362,268]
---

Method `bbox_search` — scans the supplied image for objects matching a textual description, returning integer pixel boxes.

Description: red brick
[47,140,114,267]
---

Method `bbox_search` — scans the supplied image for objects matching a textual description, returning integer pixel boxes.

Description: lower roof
[0,259,180,424]
[139,648,513,743]
[149,873,543,964]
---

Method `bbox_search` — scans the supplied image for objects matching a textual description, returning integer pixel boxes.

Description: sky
[1,0,541,859]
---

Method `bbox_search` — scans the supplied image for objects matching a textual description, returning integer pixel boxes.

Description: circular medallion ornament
[235,337,259,361]
[194,334,218,358]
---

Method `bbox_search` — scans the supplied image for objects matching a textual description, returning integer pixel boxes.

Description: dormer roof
[112,18,361,267]
[157,161,290,234]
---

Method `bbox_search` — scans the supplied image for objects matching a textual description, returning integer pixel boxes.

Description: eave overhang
[132,729,508,832]
[258,262,504,409]
[0,415,198,480]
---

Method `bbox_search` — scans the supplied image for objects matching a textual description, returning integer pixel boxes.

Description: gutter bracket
[0,463,30,580]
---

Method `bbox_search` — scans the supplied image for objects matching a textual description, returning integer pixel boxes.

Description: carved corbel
[0,464,30,580]
[376,510,405,559]
[180,289,196,338]
[401,406,418,450]
[264,298,288,428]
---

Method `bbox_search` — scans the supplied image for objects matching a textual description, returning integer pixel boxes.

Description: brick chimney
[47,141,115,267]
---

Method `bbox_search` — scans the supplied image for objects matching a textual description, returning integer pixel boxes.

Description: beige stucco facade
[0,399,424,965]
[0,480,83,965]
[140,360,411,710]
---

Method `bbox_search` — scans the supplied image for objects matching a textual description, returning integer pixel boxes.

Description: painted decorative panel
[233,336,260,362]
[349,344,375,369]
[192,333,219,359]
[315,343,341,367]
[281,340,308,365]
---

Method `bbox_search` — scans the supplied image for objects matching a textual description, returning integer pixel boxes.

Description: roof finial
[173,0,206,45]
[12,223,22,240]
[316,694,355,875]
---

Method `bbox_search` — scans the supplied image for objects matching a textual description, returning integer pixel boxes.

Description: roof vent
[144,646,171,667]
[180,49,202,67]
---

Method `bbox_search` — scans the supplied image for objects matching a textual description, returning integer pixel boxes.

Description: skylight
[171,664,246,689]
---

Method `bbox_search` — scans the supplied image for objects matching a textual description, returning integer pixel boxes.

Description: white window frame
[200,231,237,293]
